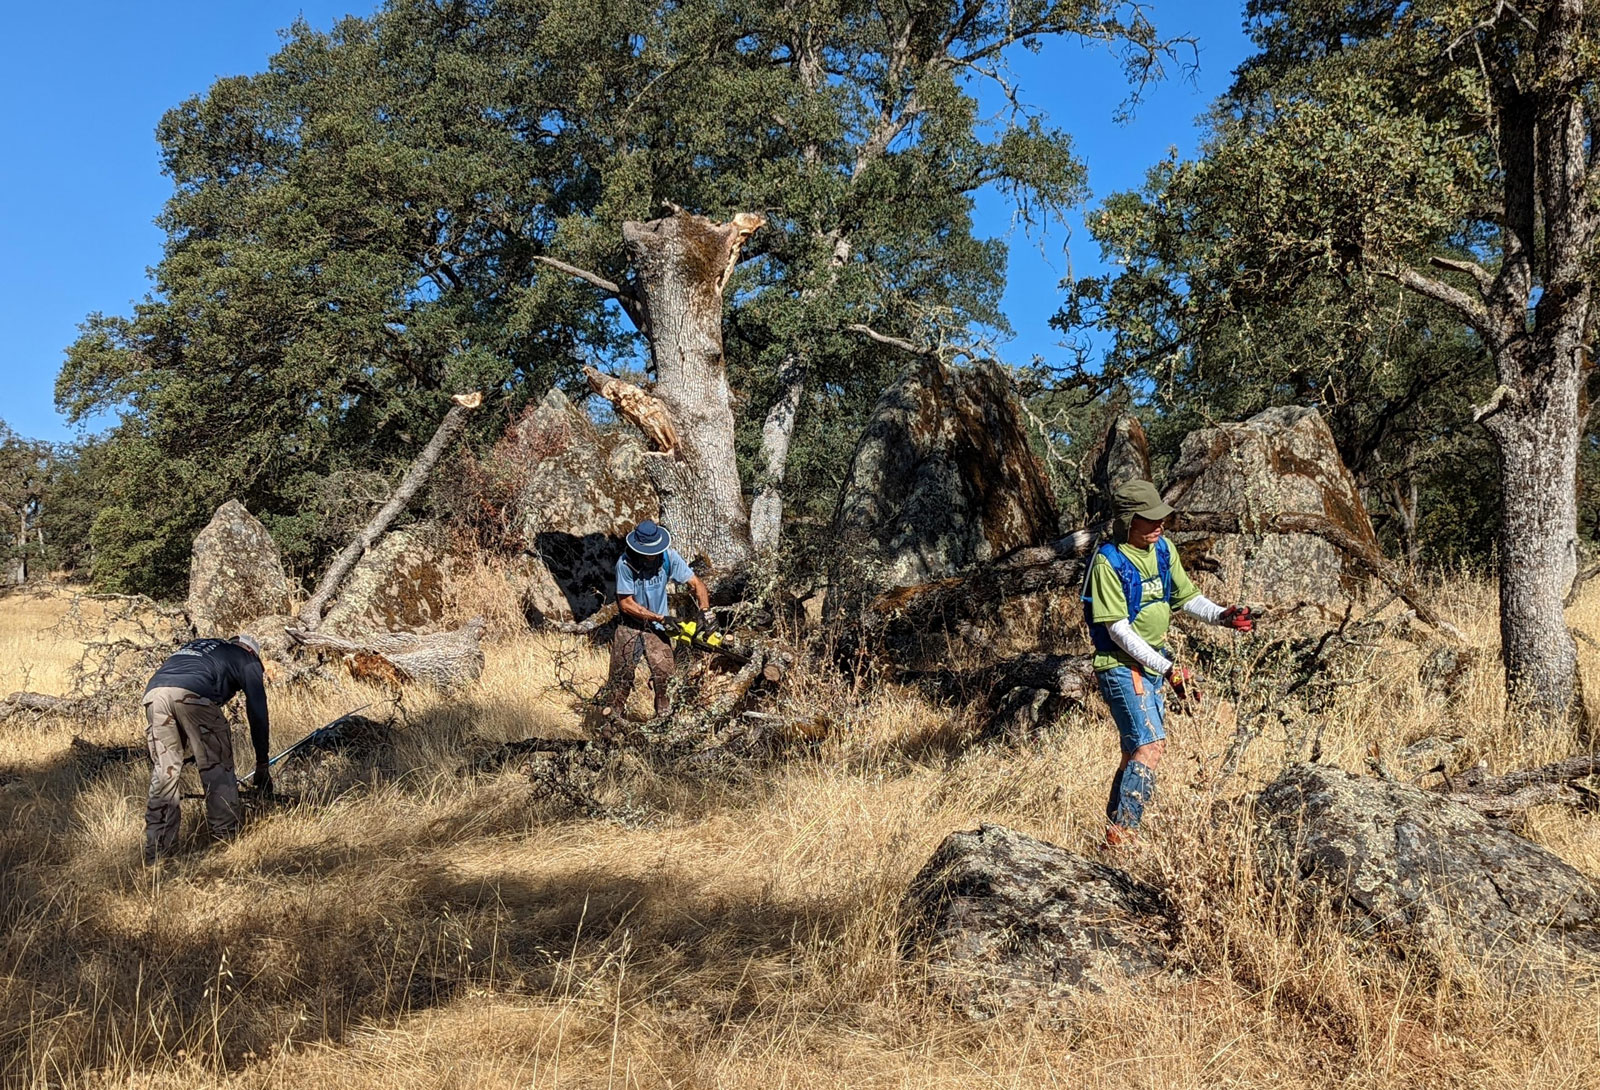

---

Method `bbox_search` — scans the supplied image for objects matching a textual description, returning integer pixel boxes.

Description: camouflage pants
[142,686,239,863]
[604,626,675,716]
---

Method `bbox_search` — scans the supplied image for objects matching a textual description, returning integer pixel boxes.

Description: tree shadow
[2,803,863,1080]
[526,530,625,623]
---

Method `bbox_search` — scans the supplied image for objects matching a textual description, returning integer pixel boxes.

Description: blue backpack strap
[1155,537,1173,607]
[1087,543,1146,649]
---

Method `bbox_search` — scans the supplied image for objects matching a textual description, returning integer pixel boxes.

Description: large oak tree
[58,0,1181,590]
[1068,0,1600,715]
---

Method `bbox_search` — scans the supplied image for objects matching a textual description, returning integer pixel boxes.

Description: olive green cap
[1113,479,1174,522]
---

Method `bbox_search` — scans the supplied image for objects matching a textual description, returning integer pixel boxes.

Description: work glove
[1166,665,1200,712]
[1219,605,1254,633]
[253,762,274,799]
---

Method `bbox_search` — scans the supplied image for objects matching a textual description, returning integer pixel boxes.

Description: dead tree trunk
[298,392,482,630]
[535,211,763,572]
[622,212,762,570]
[750,356,806,552]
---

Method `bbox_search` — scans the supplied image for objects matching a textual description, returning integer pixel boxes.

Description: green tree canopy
[61,0,1180,595]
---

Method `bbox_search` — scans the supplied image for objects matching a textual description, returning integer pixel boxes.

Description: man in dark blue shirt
[603,519,710,721]
[141,634,272,864]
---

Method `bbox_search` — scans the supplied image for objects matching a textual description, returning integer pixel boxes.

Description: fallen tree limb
[1,691,119,721]
[299,392,482,630]
[286,618,485,688]
[1173,511,1461,639]
[857,528,1103,663]
[1436,755,1600,816]
[908,652,1097,739]
[556,602,618,635]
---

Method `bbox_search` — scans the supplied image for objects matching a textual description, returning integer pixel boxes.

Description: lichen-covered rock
[1088,415,1153,524]
[1166,407,1376,620]
[188,500,293,636]
[827,359,1059,623]
[322,528,452,636]
[903,824,1174,1014]
[510,389,659,622]
[1258,763,1600,972]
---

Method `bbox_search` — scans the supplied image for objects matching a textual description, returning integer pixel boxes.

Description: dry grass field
[2,580,1599,1088]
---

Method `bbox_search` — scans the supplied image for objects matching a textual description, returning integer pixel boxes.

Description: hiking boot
[1102,823,1138,852]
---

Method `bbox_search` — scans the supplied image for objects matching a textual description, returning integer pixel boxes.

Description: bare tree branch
[1371,257,1499,344]
[299,392,483,630]
[531,255,644,327]
[846,323,930,355]
[1428,254,1496,295]
[1437,754,1600,816]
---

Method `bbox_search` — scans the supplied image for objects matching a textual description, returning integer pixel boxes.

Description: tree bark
[1488,347,1584,711]
[298,392,482,630]
[1476,0,1593,714]
[749,356,807,552]
[621,211,763,571]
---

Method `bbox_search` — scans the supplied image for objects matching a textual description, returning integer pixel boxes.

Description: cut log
[286,617,485,688]
[299,392,482,630]
[1,691,118,721]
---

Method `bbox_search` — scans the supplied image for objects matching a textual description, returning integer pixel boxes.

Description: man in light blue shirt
[603,519,711,720]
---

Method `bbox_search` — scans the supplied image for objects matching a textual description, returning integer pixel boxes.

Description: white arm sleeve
[1181,595,1226,625]
[1107,619,1173,677]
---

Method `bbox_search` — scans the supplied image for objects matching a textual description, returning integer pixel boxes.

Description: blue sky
[0,2,1252,443]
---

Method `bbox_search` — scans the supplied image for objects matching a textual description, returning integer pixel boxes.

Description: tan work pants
[604,626,675,717]
[142,686,239,863]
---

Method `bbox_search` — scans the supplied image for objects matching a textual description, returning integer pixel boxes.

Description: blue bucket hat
[625,519,671,556]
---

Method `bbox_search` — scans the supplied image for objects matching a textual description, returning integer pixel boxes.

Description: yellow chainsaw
[660,617,751,664]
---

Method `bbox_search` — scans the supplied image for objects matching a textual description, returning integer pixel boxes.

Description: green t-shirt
[1087,541,1201,672]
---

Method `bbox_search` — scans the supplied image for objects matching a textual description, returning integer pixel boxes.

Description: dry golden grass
[2,578,1599,1088]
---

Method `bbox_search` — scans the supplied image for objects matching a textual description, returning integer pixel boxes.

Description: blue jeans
[1097,665,1167,755]
[1097,665,1166,828]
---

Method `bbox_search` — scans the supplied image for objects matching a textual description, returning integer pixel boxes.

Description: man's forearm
[245,692,271,766]
[1107,619,1174,677]
[1181,595,1226,625]
[618,596,663,623]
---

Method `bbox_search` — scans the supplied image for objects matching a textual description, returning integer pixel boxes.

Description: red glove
[1166,665,1195,708]
[1219,606,1253,633]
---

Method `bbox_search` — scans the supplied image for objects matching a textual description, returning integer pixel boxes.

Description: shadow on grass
[1,782,865,1081]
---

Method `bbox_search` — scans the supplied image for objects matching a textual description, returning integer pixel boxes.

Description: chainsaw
[658,617,751,665]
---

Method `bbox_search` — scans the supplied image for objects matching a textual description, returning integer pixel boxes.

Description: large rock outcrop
[187,501,293,636]
[1088,414,1153,524]
[1258,763,1600,973]
[827,358,1059,623]
[510,389,659,622]
[1165,407,1377,620]
[322,527,453,636]
[903,824,1174,1014]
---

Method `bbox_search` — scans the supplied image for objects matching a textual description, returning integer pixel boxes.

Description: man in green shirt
[1084,480,1253,845]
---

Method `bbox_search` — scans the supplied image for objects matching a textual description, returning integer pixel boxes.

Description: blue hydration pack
[1081,538,1173,654]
